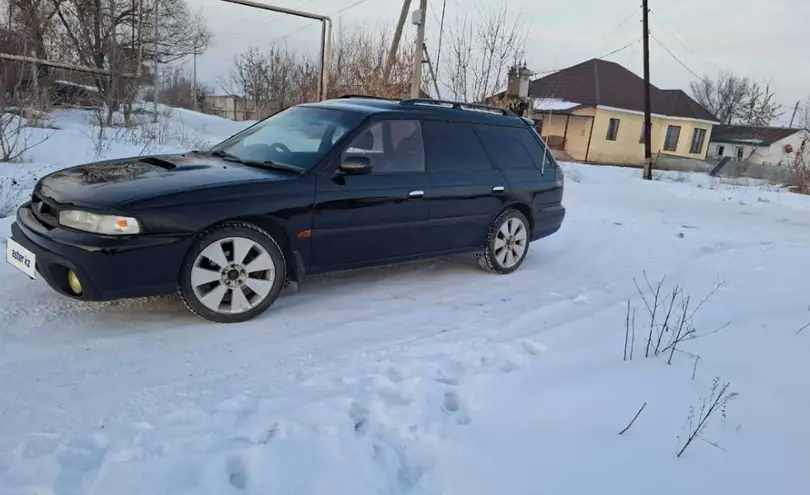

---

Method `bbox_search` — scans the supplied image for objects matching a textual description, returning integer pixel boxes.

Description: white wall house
[708,125,809,166]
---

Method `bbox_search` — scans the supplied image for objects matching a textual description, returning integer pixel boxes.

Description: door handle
[408,190,425,198]
[492,186,505,193]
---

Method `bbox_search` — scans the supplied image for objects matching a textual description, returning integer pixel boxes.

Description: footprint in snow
[435,369,460,386]
[442,390,460,413]
[442,390,471,425]
[52,434,111,495]
[521,340,546,356]
[349,402,369,435]
[19,432,63,459]
[226,454,249,490]
[386,366,406,383]
[572,294,589,304]
[257,423,279,445]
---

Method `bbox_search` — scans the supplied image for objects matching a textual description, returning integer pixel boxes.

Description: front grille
[31,192,59,229]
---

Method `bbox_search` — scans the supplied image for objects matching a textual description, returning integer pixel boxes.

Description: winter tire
[475,209,530,274]
[179,222,287,323]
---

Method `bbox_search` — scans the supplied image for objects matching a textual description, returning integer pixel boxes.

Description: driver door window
[342,120,425,174]
[234,121,351,167]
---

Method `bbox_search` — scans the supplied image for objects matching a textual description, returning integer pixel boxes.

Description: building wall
[707,141,763,163]
[535,107,713,165]
[536,108,595,161]
[709,130,809,166]
[585,108,713,165]
[204,95,260,121]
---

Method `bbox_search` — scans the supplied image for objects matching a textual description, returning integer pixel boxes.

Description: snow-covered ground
[1,108,810,495]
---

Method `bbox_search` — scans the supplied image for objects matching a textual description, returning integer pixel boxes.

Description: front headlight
[58,210,141,235]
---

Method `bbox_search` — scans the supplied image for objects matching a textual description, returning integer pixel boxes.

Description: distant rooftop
[527,59,718,122]
[710,125,805,145]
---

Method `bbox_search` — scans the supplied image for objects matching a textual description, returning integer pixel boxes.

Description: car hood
[36,153,293,209]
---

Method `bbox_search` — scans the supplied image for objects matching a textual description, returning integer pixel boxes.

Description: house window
[605,118,620,141]
[716,145,725,156]
[689,128,707,154]
[736,147,745,161]
[663,125,681,152]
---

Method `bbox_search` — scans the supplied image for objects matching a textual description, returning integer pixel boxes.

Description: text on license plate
[5,237,37,279]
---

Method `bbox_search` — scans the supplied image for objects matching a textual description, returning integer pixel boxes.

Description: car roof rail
[399,98,516,116]
[337,94,401,101]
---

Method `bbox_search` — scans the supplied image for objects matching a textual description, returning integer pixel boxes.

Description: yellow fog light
[67,270,83,295]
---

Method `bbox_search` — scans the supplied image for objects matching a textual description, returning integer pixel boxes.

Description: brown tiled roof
[528,59,718,122]
[710,125,804,145]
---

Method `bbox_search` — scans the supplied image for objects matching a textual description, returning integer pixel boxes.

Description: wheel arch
[500,201,534,235]
[192,215,299,283]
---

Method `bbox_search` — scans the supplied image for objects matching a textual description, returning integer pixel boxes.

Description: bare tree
[690,72,783,126]
[441,0,527,102]
[7,0,61,96]
[787,99,810,193]
[735,81,782,126]
[327,25,415,99]
[0,65,49,162]
[40,0,211,124]
[158,63,209,110]
[690,71,750,125]
[289,53,319,104]
[223,46,272,119]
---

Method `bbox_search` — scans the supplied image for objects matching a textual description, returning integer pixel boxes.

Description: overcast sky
[186,0,809,126]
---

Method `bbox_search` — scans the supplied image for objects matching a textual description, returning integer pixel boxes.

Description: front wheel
[179,222,287,323]
[474,209,530,274]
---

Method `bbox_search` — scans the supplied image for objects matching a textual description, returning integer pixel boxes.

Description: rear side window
[475,124,553,171]
[475,125,534,170]
[422,121,493,172]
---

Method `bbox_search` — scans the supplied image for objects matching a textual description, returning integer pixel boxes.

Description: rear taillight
[555,166,564,187]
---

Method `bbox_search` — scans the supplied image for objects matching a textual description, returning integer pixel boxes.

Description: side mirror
[338,156,372,175]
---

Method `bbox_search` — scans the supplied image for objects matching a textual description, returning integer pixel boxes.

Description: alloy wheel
[494,217,528,268]
[190,236,276,314]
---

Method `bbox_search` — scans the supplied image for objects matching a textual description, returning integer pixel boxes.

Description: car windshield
[210,106,363,172]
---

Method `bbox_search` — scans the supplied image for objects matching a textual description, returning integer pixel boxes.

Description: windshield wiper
[209,150,305,175]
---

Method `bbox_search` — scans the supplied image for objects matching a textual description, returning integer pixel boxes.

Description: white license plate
[5,237,36,279]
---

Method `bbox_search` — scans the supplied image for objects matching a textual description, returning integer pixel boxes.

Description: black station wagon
[5,96,566,323]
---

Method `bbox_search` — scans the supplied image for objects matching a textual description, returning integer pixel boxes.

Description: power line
[649,9,720,74]
[266,0,377,45]
[531,5,640,76]
[649,31,702,80]
[434,0,448,80]
[592,6,641,51]
[535,38,641,75]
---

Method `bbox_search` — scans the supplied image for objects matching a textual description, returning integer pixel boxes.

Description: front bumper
[11,202,194,301]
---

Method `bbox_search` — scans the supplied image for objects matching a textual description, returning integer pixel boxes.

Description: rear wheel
[475,209,530,274]
[179,222,286,323]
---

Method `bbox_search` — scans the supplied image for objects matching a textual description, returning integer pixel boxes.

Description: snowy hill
[0,105,253,217]
[1,107,810,494]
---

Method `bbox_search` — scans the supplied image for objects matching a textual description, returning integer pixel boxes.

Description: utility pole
[789,101,800,127]
[192,47,198,110]
[423,44,441,98]
[410,0,427,98]
[384,0,412,86]
[152,0,159,122]
[641,0,653,181]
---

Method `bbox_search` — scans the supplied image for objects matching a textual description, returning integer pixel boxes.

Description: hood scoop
[139,156,177,170]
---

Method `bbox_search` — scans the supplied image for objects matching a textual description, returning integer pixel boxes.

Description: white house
[708,125,809,166]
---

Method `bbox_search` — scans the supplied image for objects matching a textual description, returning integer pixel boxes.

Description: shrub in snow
[677,377,738,457]
[623,272,728,364]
